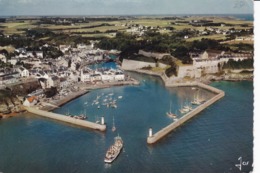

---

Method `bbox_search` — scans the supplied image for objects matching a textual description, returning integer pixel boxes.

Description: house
[57,58,69,67]
[200,50,224,59]
[23,96,38,107]
[38,78,47,89]
[0,76,18,85]
[101,71,114,82]
[0,53,6,63]
[59,45,71,53]
[219,52,253,62]
[60,77,69,89]
[8,58,18,65]
[46,76,60,88]
[90,74,102,82]
[81,69,91,82]
[68,71,79,82]
[33,71,49,79]
[17,67,29,77]
[0,68,19,85]
[27,51,43,58]
[114,71,125,81]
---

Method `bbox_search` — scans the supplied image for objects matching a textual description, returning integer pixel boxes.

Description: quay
[147,82,225,144]
[25,107,106,132]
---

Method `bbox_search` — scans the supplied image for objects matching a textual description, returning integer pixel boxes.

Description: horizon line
[0,13,254,17]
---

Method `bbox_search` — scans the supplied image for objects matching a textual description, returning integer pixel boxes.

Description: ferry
[104,135,123,163]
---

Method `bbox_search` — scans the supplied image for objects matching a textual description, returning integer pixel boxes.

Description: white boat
[179,101,190,113]
[166,101,177,118]
[118,96,123,99]
[191,91,201,105]
[111,104,117,108]
[104,135,123,163]
[191,87,197,90]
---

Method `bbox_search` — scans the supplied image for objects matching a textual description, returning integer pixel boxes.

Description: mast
[169,100,172,113]
[112,116,116,132]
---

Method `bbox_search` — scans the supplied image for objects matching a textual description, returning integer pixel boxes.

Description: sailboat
[112,116,116,132]
[191,91,201,105]
[179,100,190,114]
[166,101,177,118]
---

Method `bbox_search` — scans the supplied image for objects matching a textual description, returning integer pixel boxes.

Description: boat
[191,91,201,105]
[118,96,123,99]
[111,104,117,108]
[166,101,177,118]
[112,116,116,132]
[104,135,123,163]
[191,87,197,90]
[179,101,190,114]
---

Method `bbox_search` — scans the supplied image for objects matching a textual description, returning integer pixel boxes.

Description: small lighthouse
[101,116,105,125]
[149,127,153,137]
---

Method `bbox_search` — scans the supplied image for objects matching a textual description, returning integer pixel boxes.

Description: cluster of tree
[222,59,253,69]
[44,87,58,98]
[49,23,113,31]
[158,55,174,65]
[0,60,12,68]
[162,17,184,20]
[0,35,32,48]
[25,28,55,38]
[165,64,177,77]
[0,18,6,23]
[42,46,63,59]
[98,31,231,64]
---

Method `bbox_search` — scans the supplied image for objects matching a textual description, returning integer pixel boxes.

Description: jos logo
[235,156,249,171]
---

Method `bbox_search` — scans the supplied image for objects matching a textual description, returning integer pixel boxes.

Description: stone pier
[147,82,225,144]
[25,107,106,132]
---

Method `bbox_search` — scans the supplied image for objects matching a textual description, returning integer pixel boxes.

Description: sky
[0,0,254,16]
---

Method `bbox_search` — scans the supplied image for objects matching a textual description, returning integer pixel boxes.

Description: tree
[172,46,192,64]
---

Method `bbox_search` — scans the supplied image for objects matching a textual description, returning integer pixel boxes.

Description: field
[0,16,253,43]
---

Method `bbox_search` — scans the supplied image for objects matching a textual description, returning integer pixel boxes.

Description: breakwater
[25,107,106,131]
[147,82,225,144]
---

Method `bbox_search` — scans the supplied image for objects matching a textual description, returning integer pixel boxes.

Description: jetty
[147,82,225,144]
[25,107,106,132]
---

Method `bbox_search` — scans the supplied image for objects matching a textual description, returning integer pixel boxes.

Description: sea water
[0,73,253,173]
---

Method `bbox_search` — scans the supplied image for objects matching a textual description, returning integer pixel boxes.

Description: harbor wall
[147,82,225,144]
[25,107,106,131]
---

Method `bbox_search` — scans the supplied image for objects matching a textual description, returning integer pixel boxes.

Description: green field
[0,16,253,39]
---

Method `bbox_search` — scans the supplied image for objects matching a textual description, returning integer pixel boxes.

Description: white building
[27,51,43,58]
[101,71,114,82]
[90,74,102,82]
[81,70,91,82]
[46,76,60,88]
[60,77,69,89]
[114,71,125,81]
[0,54,6,63]
[17,67,29,77]
[23,96,38,107]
